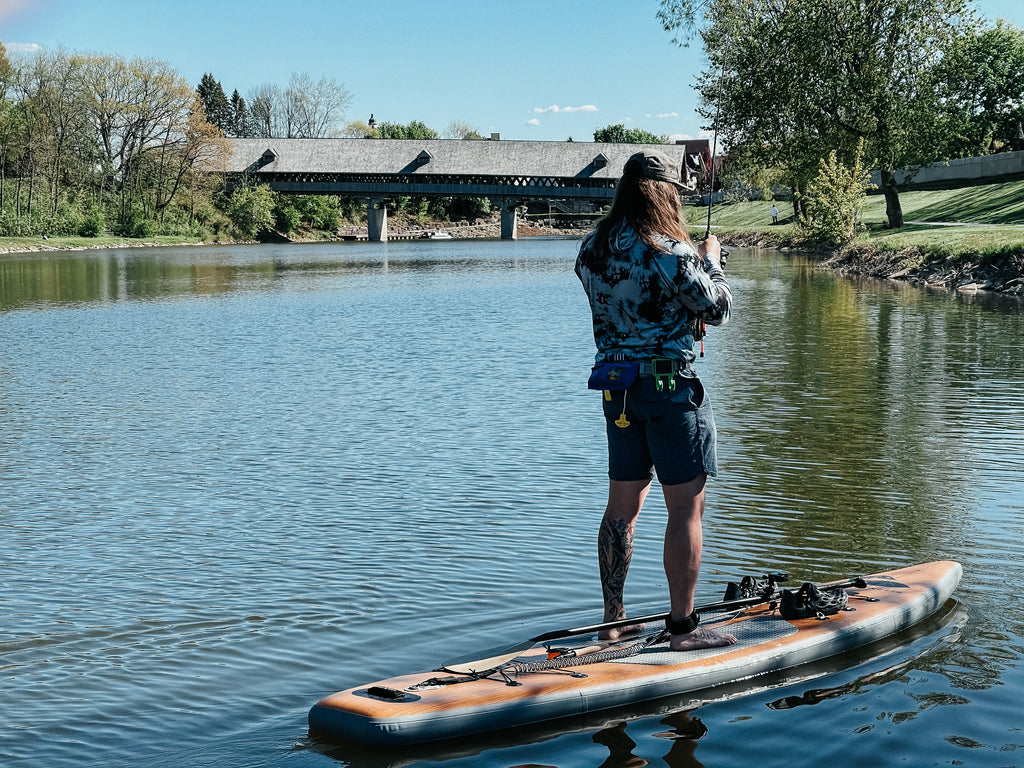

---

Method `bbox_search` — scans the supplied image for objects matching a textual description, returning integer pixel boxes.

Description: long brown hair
[593,172,693,252]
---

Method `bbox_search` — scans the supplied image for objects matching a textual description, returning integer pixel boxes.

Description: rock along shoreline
[821,245,1024,297]
[720,231,1024,298]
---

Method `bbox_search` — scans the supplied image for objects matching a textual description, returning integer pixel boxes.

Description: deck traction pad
[613,614,798,666]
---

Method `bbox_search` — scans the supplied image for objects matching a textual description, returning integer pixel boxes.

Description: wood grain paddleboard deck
[308,560,962,745]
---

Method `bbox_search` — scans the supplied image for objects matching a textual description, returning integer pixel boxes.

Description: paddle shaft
[532,595,761,646]
[531,575,866,646]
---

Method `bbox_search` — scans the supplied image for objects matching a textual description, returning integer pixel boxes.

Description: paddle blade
[441,639,537,674]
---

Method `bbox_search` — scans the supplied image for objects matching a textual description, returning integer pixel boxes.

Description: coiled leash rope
[506,634,661,676]
[419,633,668,689]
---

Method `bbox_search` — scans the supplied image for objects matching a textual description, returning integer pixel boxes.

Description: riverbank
[0,234,243,255]
[712,228,1024,296]
[820,243,1024,295]
[4,216,1021,299]
[708,178,1024,296]
[0,222,589,256]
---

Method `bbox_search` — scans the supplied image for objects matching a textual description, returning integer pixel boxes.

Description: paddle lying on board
[442,575,867,674]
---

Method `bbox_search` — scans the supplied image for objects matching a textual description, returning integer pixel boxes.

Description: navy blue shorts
[601,375,718,485]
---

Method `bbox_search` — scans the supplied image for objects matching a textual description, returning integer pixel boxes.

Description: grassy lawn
[862,223,1024,253]
[0,234,218,252]
[703,177,1024,255]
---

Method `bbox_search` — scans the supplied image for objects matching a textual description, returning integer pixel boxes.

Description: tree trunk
[881,169,904,228]
[790,185,804,221]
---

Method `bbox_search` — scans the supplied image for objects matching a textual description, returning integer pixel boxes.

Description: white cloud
[656,112,680,119]
[533,104,599,114]
[526,118,541,126]
[5,42,42,53]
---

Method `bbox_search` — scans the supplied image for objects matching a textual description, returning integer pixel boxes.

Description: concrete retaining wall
[871,150,1024,187]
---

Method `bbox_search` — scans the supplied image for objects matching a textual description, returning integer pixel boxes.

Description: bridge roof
[225,138,705,183]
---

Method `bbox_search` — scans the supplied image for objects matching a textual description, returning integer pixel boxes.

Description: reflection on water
[0,241,571,310]
[1,240,1022,768]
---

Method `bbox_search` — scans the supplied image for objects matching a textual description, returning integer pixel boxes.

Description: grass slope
[703,177,1024,255]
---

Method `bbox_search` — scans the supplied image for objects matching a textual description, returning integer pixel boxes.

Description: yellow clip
[603,390,612,401]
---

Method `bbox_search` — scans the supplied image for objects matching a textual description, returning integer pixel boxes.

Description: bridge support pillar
[500,202,518,240]
[367,198,388,242]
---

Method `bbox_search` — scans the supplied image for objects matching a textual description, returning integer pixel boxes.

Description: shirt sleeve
[653,240,732,327]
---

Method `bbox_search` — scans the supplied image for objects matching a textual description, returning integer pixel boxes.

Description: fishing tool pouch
[588,361,640,391]
[780,582,849,620]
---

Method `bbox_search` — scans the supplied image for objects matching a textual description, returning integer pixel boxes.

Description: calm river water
[2,238,1022,768]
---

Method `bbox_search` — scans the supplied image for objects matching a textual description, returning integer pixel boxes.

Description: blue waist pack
[587,361,640,391]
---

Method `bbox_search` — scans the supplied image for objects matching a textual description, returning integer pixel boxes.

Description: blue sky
[2,0,1021,142]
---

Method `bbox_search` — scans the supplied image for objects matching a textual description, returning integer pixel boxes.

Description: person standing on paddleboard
[576,149,735,652]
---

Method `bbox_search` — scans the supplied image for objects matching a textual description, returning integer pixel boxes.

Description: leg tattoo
[599,516,633,620]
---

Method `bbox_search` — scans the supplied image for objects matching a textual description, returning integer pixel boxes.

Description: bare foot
[598,623,646,642]
[670,627,737,651]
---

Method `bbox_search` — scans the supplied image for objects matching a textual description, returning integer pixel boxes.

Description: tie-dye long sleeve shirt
[575,222,731,364]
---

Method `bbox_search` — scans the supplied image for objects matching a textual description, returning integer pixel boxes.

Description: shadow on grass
[903,183,1024,225]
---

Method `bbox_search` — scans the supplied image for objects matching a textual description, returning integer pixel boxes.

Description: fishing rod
[691,17,731,357]
[703,32,729,264]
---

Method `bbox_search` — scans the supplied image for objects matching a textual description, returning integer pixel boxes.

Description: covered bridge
[224,138,710,240]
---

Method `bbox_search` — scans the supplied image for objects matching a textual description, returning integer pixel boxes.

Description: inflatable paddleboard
[309,560,961,745]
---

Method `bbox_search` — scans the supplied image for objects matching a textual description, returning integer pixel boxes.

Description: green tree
[0,44,225,237]
[197,72,231,134]
[0,41,12,100]
[17,48,96,215]
[78,54,225,221]
[274,197,301,234]
[0,98,26,209]
[0,44,24,209]
[377,120,439,139]
[930,20,1024,157]
[342,119,379,138]
[229,89,254,138]
[593,123,667,143]
[227,183,276,237]
[660,0,971,228]
[296,194,340,231]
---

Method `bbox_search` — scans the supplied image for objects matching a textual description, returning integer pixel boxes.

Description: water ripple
[1,243,1022,767]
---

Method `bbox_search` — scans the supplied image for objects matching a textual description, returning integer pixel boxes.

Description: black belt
[638,358,689,377]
